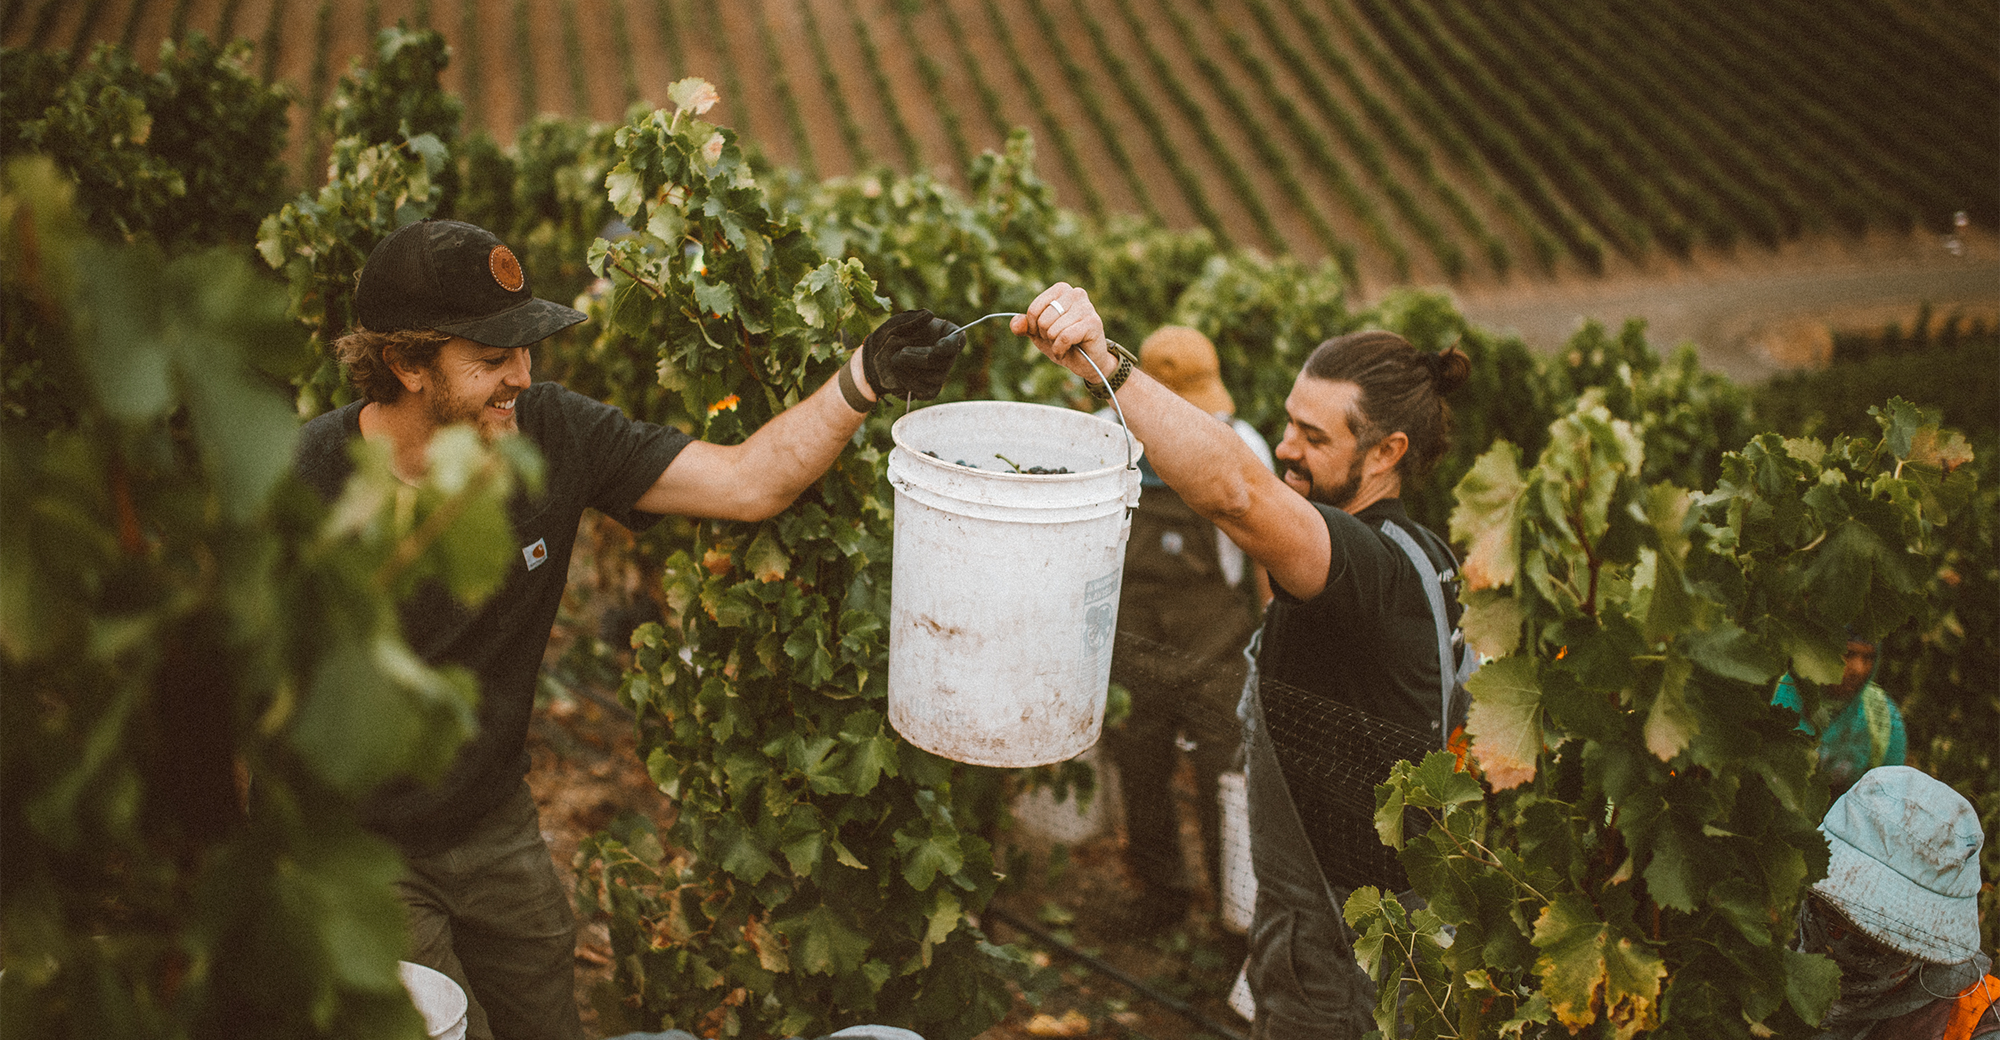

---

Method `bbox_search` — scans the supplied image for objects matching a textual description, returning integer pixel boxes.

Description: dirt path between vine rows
[1432,226,2000,383]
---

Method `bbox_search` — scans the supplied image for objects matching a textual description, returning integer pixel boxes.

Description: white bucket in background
[397,961,469,1040]
[1009,744,1123,845]
[1217,769,1256,934]
[887,401,1142,767]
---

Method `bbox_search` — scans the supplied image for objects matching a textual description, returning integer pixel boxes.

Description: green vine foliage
[257,134,448,415]
[0,156,539,1040]
[1349,393,1977,1039]
[570,83,1018,1039]
[323,27,465,156]
[4,35,290,251]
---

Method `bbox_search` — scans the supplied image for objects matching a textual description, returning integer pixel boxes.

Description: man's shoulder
[295,401,365,496]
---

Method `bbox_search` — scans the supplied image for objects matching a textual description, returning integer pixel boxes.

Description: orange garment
[1947,974,2000,1040]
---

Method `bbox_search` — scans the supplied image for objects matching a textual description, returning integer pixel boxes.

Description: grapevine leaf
[1641,820,1700,913]
[780,905,870,977]
[1907,426,1974,473]
[667,76,720,115]
[894,829,963,892]
[1532,894,1665,1037]
[718,818,777,884]
[1643,653,1697,761]
[1461,589,1526,660]
[1784,948,1841,1026]
[746,526,789,583]
[691,276,738,319]
[746,915,789,973]
[1465,655,1542,789]
[1450,441,1526,591]
[1680,622,1782,684]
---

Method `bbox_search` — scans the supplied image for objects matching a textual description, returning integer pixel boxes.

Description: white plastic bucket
[887,401,1142,767]
[397,961,469,1040]
[1217,770,1256,934]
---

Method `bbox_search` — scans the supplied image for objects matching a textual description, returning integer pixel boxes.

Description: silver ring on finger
[1047,299,1066,317]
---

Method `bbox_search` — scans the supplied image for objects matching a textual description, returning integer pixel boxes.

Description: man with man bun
[1017,286,1474,1039]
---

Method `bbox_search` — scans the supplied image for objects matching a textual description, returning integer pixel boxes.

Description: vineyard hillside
[5,0,1994,298]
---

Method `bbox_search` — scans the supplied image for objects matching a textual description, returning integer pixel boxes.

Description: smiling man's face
[421,336,532,439]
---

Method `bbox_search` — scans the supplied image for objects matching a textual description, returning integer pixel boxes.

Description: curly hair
[1301,329,1471,480]
[332,327,453,403]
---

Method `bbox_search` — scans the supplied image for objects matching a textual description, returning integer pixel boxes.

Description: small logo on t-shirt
[522,537,548,571]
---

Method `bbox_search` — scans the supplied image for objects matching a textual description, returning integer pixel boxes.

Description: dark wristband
[1083,340,1137,401]
[838,357,873,412]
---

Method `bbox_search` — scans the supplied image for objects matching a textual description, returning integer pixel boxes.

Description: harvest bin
[886,401,1142,767]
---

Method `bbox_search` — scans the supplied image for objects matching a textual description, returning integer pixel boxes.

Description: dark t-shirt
[1257,498,1462,736]
[1255,498,1466,892]
[295,382,691,854]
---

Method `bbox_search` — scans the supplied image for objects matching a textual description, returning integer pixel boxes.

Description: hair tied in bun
[1430,347,1471,394]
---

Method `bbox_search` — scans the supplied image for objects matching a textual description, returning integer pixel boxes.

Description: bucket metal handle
[950,312,1138,471]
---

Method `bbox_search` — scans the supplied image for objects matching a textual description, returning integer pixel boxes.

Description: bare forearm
[635,352,872,520]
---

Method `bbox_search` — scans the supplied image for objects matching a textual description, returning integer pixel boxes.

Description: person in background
[294,218,963,1040]
[1773,635,1908,799]
[1796,765,1995,1039]
[1099,326,1272,934]
[1015,287,1474,1039]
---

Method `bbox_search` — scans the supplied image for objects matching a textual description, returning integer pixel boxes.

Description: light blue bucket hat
[1813,766,1986,964]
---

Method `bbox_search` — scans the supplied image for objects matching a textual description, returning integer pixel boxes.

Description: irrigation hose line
[985,905,1251,1040]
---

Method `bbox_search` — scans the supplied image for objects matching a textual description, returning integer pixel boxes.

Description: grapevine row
[1108,0,1287,255]
[1498,0,1774,250]
[1063,0,1226,244]
[457,0,484,130]
[558,0,591,115]
[890,0,973,179]
[1380,0,1648,264]
[932,0,1016,168]
[510,0,536,127]
[1550,0,1838,238]
[689,3,750,136]
[749,0,818,179]
[793,0,872,168]
[604,0,640,109]
[841,0,921,172]
[1289,0,1544,273]
[649,0,686,76]
[257,0,285,83]
[1015,0,1163,224]
[1434,0,1689,256]
[1352,0,1604,271]
[971,0,1106,217]
[1600,2,1886,236]
[1189,0,1418,278]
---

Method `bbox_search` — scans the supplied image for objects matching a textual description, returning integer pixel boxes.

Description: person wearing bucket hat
[1095,325,1273,934]
[1797,766,1996,1039]
[294,218,964,1040]
[1017,288,1474,1039]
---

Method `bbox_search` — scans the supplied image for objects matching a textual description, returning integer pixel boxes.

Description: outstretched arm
[1014,285,1334,598]
[634,311,963,521]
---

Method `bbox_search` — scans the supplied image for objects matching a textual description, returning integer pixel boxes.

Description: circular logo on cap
[488,245,525,293]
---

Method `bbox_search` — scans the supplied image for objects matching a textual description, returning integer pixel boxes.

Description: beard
[1291,451,1368,510]
[423,373,517,440]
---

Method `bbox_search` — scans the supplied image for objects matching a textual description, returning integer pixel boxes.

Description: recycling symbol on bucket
[1084,602,1114,651]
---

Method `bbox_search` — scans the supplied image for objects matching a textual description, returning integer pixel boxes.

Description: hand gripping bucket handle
[953,312,1137,472]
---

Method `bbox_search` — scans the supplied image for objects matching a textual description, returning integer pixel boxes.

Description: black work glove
[860,310,965,400]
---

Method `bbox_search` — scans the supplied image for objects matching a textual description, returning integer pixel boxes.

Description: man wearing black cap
[294,219,962,1040]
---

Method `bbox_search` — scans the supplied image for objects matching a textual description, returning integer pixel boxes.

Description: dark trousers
[1244,689,1375,1039]
[396,781,584,1040]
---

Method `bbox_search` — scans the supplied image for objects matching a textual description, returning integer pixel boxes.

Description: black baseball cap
[355,219,586,348]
